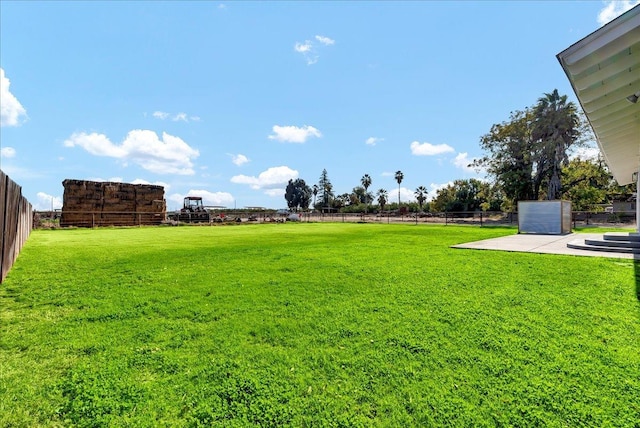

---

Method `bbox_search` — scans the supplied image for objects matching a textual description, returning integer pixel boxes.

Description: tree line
[285,90,635,213]
[284,168,427,213]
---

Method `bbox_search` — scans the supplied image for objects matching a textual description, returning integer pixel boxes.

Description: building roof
[557,5,640,185]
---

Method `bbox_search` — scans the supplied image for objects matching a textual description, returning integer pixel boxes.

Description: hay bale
[61,179,166,227]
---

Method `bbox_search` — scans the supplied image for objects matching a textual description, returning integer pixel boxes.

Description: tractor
[174,196,210,223]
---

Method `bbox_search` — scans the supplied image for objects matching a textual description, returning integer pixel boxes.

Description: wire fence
[1,170,33,283]
[35,209,637,229]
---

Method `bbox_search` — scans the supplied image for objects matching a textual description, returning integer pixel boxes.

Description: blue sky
[1,1,638,211]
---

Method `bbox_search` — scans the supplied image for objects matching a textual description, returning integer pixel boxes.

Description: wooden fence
[1,170,33,283]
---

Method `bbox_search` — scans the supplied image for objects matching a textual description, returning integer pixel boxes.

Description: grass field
[1,223,638,427]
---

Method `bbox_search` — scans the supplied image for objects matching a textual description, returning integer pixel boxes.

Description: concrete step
[603,232,640,242]
[584,238,640,248]
[567,238,640,254]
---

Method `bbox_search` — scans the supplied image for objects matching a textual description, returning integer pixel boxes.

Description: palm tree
[532,89,580,200]
[361,174,372,213]
[394,170,404,207]
[415,186,428,211]
[377,189,388,212]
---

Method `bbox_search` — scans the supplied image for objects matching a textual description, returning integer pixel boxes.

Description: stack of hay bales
[134,184,166,225]
[101,182,137,225]
[60,180,105,227]
[61,180,165,227]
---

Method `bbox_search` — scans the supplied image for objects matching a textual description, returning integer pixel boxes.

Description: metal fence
[34,208,637,230]
[58,210,165,228]
[302,210,636,227]
[296,211,519,226]
[1,170,33,283]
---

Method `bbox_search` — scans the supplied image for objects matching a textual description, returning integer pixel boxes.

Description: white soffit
[557,5,640,185]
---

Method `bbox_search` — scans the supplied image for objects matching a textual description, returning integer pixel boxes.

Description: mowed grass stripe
[0,224,638,427]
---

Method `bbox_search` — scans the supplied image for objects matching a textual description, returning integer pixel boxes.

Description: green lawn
[1,224,638,427]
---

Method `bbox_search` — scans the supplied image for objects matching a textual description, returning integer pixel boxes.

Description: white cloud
[315,35,335,46]
[410,141,455,156]
[169,190,234,208]
[0,68,27,127]
[153,111,200,122]
[264,189,285,198]
[570,146,601,161]
[399,187,416,203]
[268,125,322,143]
[153,111,170,120]
[231,166,298,190]
[35,192,63,211]
[131,178,170,190]
[366,137,383,146]
[452,152,477,173]
[295,41,313,53]
[385,187,416,203]
[295,40,319,65]
[87,176,123,183]
[1,147,16,158]
[64,132,123,156]
[381,171,394,177]
[295,35,335,65]
[229,153,250,166]
[598,1,639,26]
[173,112,188,122]
[64,130,199,175]
[167,194,183,209]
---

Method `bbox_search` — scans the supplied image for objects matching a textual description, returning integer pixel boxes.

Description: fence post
[480,212,483,227]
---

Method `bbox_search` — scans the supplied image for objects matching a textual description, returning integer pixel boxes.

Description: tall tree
[414,186,428,211]
[377,189,388,212]
[334,193,350,209]
[284,180,296,211]
[394,170,404,207]
[532,89,581,200]
[317,169,334,210]
[473,108,536,206]
[361,174,372,213]
[474,91,588,207]
[312,184,318,209]
[350,186,367,205]
[284,179,312,212]
[562,157,613,211]
[430,179,493,213]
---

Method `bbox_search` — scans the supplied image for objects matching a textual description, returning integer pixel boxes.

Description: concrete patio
[452,233,640,260]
